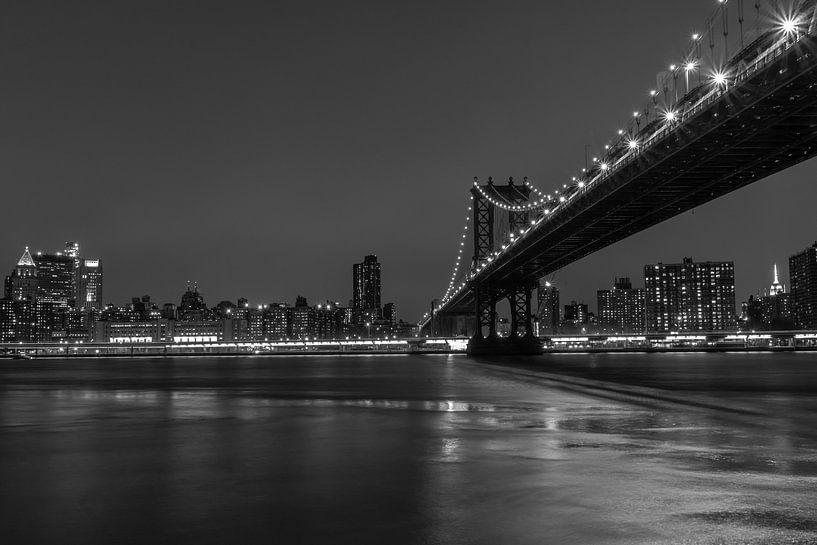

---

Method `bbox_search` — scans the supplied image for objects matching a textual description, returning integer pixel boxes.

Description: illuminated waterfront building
[314,302,341,339]
[644,258,735,332]
[383,302,397,325]
[33,252,74,307]
[562,301,589,331]
[7,247,39,302]
[247,307,264,340]
[289,296,313,339]
[597,277,645,334]
[178,282,208,321]
[537,281,560,335]
[0,299,17,342]
[789,242,817,329]
[263,303,289,340]
[76,259,103,310]
[353,255,382,323]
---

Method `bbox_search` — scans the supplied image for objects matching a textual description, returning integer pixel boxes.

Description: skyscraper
[760,264,794,330]
[789,242,817,329]
[76,259,104,310]
[8,247,39,302]
[536,281,560,335]
[33,252,74,306]
[644,258,735,332]
[597,277,646,333]
[353,255,381,322]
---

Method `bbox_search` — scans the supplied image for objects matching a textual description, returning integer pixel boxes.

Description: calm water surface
[2,352,817,544]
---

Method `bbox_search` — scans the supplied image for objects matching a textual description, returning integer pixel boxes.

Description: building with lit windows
[353,255,382,323]
[289,296,314,339]
[597,277,645,334]
[33,252,74,307]
[537,281,560,335]
[247,307,264,340]
[313,302,341,339]
[7,247,39,302]
[562,301,588,332]
[263,303,289,340]
[644,258,735,332]
[761,264,795,330]
[178,283,208,321]
[0,299,17,342]
[789,242,817,329]
[382,302,397,325]
[76,259,103,310]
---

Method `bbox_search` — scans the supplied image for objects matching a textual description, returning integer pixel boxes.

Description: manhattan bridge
[420,0,817,355]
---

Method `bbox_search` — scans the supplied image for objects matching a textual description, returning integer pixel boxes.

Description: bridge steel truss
[436,34,817,342]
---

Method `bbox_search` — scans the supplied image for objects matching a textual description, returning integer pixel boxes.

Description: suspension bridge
[420,0,817,355]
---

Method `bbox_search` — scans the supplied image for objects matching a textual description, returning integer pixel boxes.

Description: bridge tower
[468,177,542,356]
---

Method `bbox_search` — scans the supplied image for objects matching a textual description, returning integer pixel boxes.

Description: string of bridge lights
[471,177,554,212]
[425,2,812,324]
[440,196,474,303]
[561,2,808,200]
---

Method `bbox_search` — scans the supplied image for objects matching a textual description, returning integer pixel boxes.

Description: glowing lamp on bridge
[711,71,728,88]
[628,139,639,150]
[600,163,609,171]
[780,17,800,35]
[663,110,677,122]
[684,61,696,73]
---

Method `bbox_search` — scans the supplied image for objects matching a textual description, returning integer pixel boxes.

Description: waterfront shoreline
[4,345,817,359]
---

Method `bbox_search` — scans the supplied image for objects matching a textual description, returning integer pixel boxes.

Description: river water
[1,352,816,544]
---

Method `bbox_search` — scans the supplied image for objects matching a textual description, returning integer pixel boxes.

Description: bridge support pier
[468,281,542,356]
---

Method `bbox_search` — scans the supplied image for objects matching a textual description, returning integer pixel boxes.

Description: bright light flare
[663,110,677,122]
[780,16,800,35]
[711,70,728,87]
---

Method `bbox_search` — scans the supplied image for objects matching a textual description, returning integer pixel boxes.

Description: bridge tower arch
[468,177,542,355]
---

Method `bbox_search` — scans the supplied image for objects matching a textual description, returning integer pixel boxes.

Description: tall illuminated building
[76,259,104,310]
[33,252,74,306]
[789,242,817,329]
[65,241,81,302]
[353,255,382,322]
[536,281,560,335]
[8,247,39,302]
[644,258,735,332]
[597,277,645,333]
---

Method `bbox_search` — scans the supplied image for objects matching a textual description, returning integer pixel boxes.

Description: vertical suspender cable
[738,0,745,49]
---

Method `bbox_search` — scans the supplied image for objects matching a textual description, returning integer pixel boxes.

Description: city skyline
[3,0,816,321]
[3,240,813,323]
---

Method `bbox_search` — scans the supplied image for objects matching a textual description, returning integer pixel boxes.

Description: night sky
[3,0,815,320]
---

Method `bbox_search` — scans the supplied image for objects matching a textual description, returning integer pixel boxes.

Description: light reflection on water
[1,353,817,544]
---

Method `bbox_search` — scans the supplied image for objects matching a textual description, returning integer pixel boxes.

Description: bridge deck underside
[444,37,817,314]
